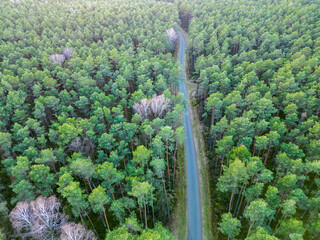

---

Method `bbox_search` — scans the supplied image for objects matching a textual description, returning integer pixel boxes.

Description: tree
[35,148,57,172]
[0,132,12,158]
[150,158,170,218]
[218,212,241,240]
[69,156,95,192]
[218,158,249,212]
[9,195,68,239]
[29,164,55,196]
[276,219,305,240]
[88,186,110,231]
[244,199,274,237]
[95,162,122,199]
[158,126,174,188]
[12,180,36,204]
[132,146,152,174]
[60,223,96,240]
[110,199,126,225]
[245,227,279,240]
[129,181,155,227]
[205,92,223,133]
[60,181,88,222]
[251,98,276,120]
[105,226,135,240]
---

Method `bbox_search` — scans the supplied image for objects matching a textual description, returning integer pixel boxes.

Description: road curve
[177,30,202,240]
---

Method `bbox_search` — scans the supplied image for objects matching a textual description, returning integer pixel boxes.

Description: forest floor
[178,26,216,240]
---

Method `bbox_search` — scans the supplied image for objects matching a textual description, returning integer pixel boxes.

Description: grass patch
[170,146,188,240]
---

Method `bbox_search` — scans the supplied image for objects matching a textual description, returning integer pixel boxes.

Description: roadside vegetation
[177,0,320,239]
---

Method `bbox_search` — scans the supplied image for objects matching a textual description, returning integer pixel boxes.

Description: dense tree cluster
[181,0,320,238]
[0,0,183,238]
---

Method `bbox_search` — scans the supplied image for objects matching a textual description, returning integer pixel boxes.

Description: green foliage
[218,213,241,239]
[183,0,320,238]
[0,0,183,237]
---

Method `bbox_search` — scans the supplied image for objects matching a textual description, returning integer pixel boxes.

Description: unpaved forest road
[178,31,202,240]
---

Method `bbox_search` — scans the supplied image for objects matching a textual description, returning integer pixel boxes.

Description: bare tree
[133,94,171,120]
[60,223,96,240]
[133,98,150,120]
[69,137,95,157]
[10,195,68,239]
[150,94,171,118]
[10,0,22,4]
[49,54,66,64]
[166,28,178,45]
[62,48,75,60]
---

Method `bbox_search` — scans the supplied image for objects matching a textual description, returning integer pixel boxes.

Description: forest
[1,0,319,239]
[0,0,183,239]
[177,0,320,239]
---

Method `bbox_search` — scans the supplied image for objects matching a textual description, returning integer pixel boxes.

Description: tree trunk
[173,138,179,186]
[166,142,171,190]
[78,207,85,226]
[234,184,245,217]
[264,145,271,165]
[152,204,155,227]
[87,178,93,192]
[144,198,148,228]
[229,187,235,212]
[209,107,216,134]
[220,155,225,176]
[50,161,57,172]
[103,207,110,231]
[247,222,254,238]
[236,192,245,218]
[162,176,170,219]
[138,203,143,224]
[84,209,98,237]
[307,173,318,193]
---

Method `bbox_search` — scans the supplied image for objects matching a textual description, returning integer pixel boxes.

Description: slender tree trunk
[273,206,282,224]
[210,107,216,134]
[162,176,170,218]
[50,161,56,172]
[229,187,235,212]
[138,203,143,223]
[264,145,271,165]
[103,207,110,231]
[236,192,245,218]
[173,138,179,186]
[306,213,314,225]
[173,155,177,188]
[166,142,171,190]
[301,207,309,219]
[307,173,318,193]
[78,208,85,226]
[234,184,245,217]
[87,178,93,192]
[247,222,254,238]
[152,204,155,227]
[84,209,98,237]
[214,154,218,179]
[82,177,90,195]
[99,212,106,227]
[144,198,148,228]
[220,155,225,176]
